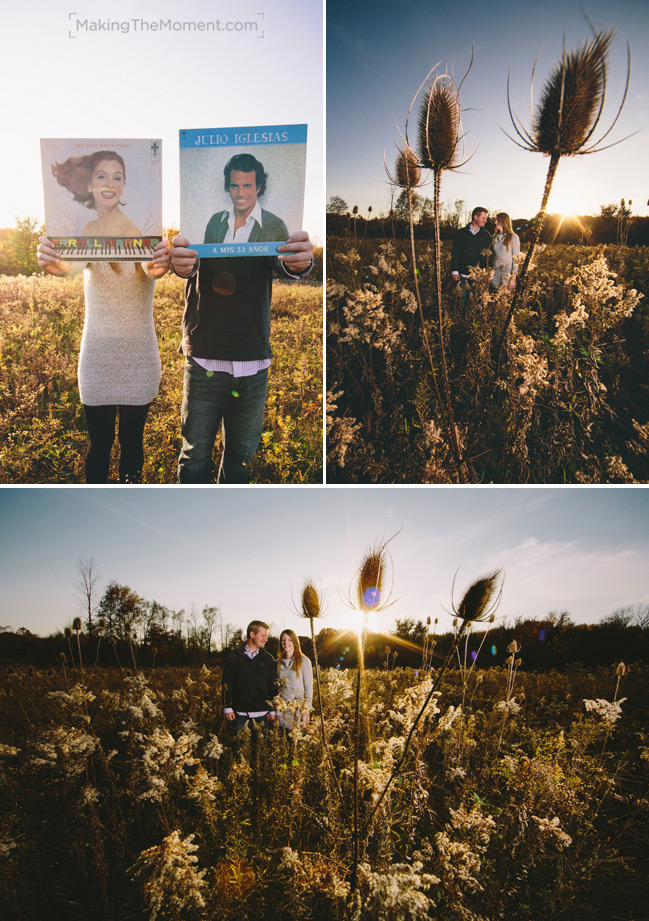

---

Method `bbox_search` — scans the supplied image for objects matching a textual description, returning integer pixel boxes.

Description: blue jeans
[177,359,268,484]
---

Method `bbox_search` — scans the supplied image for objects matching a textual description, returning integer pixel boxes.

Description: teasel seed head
[394,144,423,189]
[301,581,322,620]
[457,570,503,623]
[73,617,82,633]
[357,543,385,611]
[418,75,463,172]
[616,661,626,677]
[533,30,613,156]
[64,627,72,639]
[506,26,631,161]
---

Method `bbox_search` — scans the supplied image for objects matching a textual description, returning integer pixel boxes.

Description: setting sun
[548,189,582,217]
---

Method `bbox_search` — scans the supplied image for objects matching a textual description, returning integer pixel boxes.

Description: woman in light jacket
[490,211,520,291]
[276,629,313,730]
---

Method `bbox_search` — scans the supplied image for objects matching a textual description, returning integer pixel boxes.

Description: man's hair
[223,154,268,196]
[471,206,488,221]
[246,620,270,640]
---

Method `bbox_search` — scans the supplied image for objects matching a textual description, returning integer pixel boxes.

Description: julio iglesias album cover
[40,138,163,260]
[179,124,307,257]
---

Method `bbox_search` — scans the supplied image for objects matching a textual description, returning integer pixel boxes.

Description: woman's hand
[144,238,170,278]
[508,275,517,290]
[302,711,310,727]
[37,236,70,277]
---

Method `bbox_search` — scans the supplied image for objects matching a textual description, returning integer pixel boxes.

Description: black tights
[83,404,150,484]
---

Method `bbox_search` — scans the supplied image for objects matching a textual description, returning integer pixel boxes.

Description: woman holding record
[37,150,169,484]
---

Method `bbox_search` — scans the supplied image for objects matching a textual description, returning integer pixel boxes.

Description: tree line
[327,195,649,245]
[0,218,324,280]
[2,602,648,671]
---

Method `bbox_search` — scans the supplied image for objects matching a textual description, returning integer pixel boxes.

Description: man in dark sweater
[170,153,313,484]
[222,620,278,733]
[451,206,491,299]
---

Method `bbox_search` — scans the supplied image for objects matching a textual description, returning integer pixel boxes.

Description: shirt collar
[244,643,259,659]
[227,201,263,228]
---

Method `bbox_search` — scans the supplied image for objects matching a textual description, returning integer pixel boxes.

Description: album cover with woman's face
[180,124,307,257]
[40,138,163,260]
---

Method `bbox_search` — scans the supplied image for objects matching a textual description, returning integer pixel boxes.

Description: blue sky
[1,487,647,639]
[327,0,648,220]
[1,0,323,242]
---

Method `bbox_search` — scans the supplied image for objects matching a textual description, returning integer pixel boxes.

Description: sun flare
[548,189,582,218]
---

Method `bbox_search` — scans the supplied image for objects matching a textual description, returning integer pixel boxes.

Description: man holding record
[171,173,313,484]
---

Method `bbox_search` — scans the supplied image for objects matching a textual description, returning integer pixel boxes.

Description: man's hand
[277,231,313,274]
[266,712,277,722]
[144,238,170,278]
[224,711,236,721]
[37,236,70,277]
[171,235,198,277]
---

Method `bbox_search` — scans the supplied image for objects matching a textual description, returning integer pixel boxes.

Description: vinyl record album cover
[41,138,163,260]
[180,124,307,257]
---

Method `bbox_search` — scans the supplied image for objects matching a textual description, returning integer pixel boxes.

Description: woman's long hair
[52,150,127,209]
[496,211,515,250]
[52,151,144,277]
[277,629,304,677]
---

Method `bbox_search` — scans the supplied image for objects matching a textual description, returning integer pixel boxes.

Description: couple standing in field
[37,151,313,485]
[222,621,314,736]
[451,206,521,295]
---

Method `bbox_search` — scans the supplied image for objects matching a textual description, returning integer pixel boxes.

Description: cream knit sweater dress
[490,233,521,289]
[71,262,161,406]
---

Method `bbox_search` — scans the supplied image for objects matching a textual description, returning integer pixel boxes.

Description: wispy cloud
[80,495,196,549]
